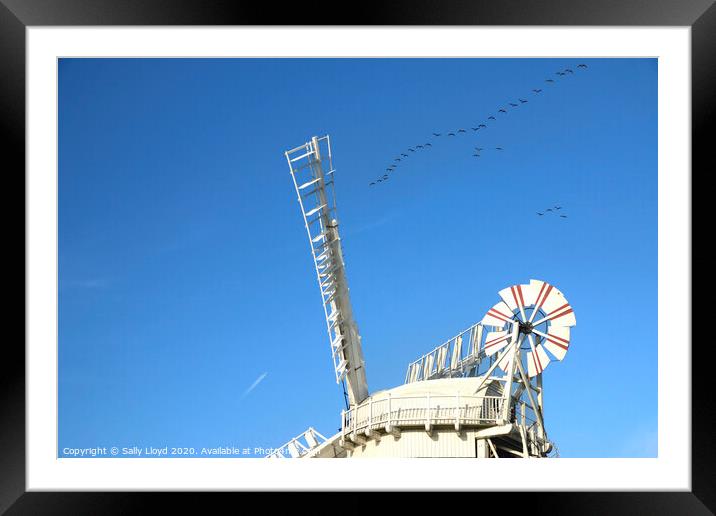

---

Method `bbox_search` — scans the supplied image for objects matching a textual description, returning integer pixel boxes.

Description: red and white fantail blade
[529,279,576,327]
[481,301,515,328]
[532,300,576,327]
[483,330,512,356]
[533,326,570,361]
[526,343,551,377]
[519,281,539,307]
[499,283,532,321]
[528,279,553,311]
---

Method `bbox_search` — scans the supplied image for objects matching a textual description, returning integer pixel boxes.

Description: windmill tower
[268,135,576,459]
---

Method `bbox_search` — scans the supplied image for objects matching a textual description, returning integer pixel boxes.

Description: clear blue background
[58,58,657,458]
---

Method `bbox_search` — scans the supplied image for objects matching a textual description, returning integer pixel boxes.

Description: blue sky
[58,58,657,458]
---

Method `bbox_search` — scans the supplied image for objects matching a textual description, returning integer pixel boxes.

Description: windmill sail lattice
[285,136,369,406]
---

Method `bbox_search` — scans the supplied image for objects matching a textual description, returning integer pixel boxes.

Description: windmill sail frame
[285,136,369,406]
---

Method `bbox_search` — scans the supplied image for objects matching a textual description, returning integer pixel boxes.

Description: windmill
[269,135,575,458]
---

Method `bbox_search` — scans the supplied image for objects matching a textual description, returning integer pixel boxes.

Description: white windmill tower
[267,135,576,459]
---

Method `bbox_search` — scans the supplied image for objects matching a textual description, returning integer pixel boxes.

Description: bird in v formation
[536,206,569,219]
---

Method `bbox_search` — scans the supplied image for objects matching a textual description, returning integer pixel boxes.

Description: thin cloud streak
[242,372,268,399]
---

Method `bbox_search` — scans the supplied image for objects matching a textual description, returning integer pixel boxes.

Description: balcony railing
[342,394,505,437]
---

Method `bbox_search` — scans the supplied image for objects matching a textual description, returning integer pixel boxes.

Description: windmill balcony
[340,378,511,442]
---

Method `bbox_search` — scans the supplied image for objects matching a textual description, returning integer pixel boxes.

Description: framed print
[4,0,710,512]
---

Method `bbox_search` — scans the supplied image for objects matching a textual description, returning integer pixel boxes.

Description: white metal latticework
[266,427,328,458]
[405,321,487,383]
[285,136,369,406]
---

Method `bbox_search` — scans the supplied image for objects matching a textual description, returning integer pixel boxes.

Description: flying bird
[377,179,383,183]
[565,68,574,73]
[536,212,544,216]
[425,143,432,147]
[546,208,553,212]
[488,116,496,120]
[448,132,456,136]
[473,153,481,157]
[369,182,375,186]
[554,206,562,210]
[546,79,554,83]
[471,127,480,131]
[519,99,528,103]
[533,89,542,93]
[408,148,415,152]
[560,215,568,218]
[474,147,484,151]
[458,129,466,133]
[577,63,587,68]
[401,153,409,157]
[394,158,401,162]
[499,108,507,113]
[416,145,424,149]
[495,147,503,150]
[557,72,566,76]
[432,133,442,136]
[510,102,518,107]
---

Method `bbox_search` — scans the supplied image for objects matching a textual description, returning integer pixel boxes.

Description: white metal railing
[341,394,505,437]
[405,322,491,383]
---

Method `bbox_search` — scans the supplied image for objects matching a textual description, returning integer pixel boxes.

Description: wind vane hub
[518,321,534,335]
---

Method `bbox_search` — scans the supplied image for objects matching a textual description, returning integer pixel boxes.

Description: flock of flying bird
[368,63,590,219]
[537,205,568,219]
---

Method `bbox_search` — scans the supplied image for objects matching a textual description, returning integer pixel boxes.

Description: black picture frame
[4,0,710,513]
